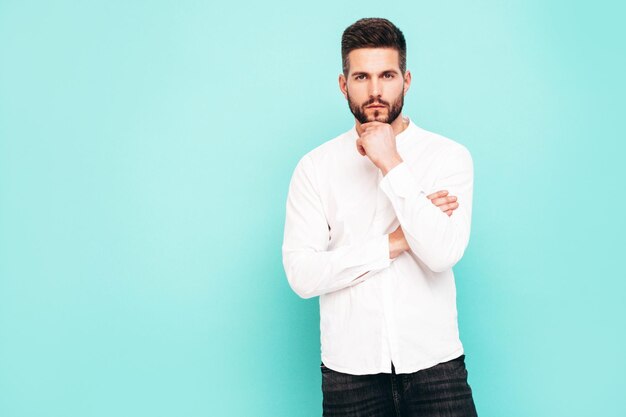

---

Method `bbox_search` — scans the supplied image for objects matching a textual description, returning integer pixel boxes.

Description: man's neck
[355,113,409,136]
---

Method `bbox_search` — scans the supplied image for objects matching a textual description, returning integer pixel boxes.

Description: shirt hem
[394,346,465,375]
[321,345,465,376]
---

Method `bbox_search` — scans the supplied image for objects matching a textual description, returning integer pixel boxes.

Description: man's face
[339,48,411,124]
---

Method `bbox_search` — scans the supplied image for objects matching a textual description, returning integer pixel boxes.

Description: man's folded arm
[282,155,391,299]
[379,147,474,273]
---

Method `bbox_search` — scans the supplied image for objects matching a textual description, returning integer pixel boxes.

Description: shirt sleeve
[379,146,474,273]
[282,155,392,299]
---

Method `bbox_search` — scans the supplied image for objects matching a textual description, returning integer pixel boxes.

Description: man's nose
[369,78,381,97]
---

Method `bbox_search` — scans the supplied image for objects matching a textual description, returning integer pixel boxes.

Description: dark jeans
[321,355,478,417]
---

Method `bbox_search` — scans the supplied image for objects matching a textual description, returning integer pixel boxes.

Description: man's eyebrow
[351,69,400,77]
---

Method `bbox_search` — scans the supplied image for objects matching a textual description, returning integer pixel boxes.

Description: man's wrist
[388,234,399,259]
[380,154,403,176]
[388,225,411,259]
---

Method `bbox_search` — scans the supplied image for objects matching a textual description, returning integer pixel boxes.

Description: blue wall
[1,1,624,416]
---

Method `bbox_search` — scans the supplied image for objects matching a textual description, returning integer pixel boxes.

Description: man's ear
[403,70,412,96]
[338,74,348,99]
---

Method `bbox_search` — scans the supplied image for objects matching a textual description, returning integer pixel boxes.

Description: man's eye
[355,74,366,80]
[383,73,394,79]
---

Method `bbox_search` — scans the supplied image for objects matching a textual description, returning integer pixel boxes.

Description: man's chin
[369,114,390,123]
[368,108,396,123]
[355,116,389,124]
[351,109,396,124]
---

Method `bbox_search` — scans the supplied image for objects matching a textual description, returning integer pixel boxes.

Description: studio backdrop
[0,1,624,416]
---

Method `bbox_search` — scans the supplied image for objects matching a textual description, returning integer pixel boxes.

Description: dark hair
[341,18,407,76]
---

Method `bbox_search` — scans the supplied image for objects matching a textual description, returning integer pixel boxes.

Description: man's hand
[356,122,403,175]
[389,225,409,259]
[389,189,459,258]
[427,190,458,217]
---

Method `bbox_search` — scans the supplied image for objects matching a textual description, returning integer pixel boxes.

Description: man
[282,17,478,417]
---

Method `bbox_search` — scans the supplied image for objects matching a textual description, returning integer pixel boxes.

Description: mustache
[362,98,390,108]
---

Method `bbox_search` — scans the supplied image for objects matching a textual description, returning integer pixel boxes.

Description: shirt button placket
[380,268,397,372]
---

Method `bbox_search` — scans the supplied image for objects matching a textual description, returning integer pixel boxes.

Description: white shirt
[282,118,474,375]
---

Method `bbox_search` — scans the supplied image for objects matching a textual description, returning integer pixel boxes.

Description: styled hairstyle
[341,18,407,76]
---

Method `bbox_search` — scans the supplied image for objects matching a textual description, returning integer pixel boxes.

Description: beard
[347,89,404,124]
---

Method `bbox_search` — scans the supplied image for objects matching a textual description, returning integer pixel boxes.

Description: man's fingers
[438,202,459,212]
[426,190,458,215]
[427,190,448,200]
[431,196,457,206]
[355,139,367,156]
